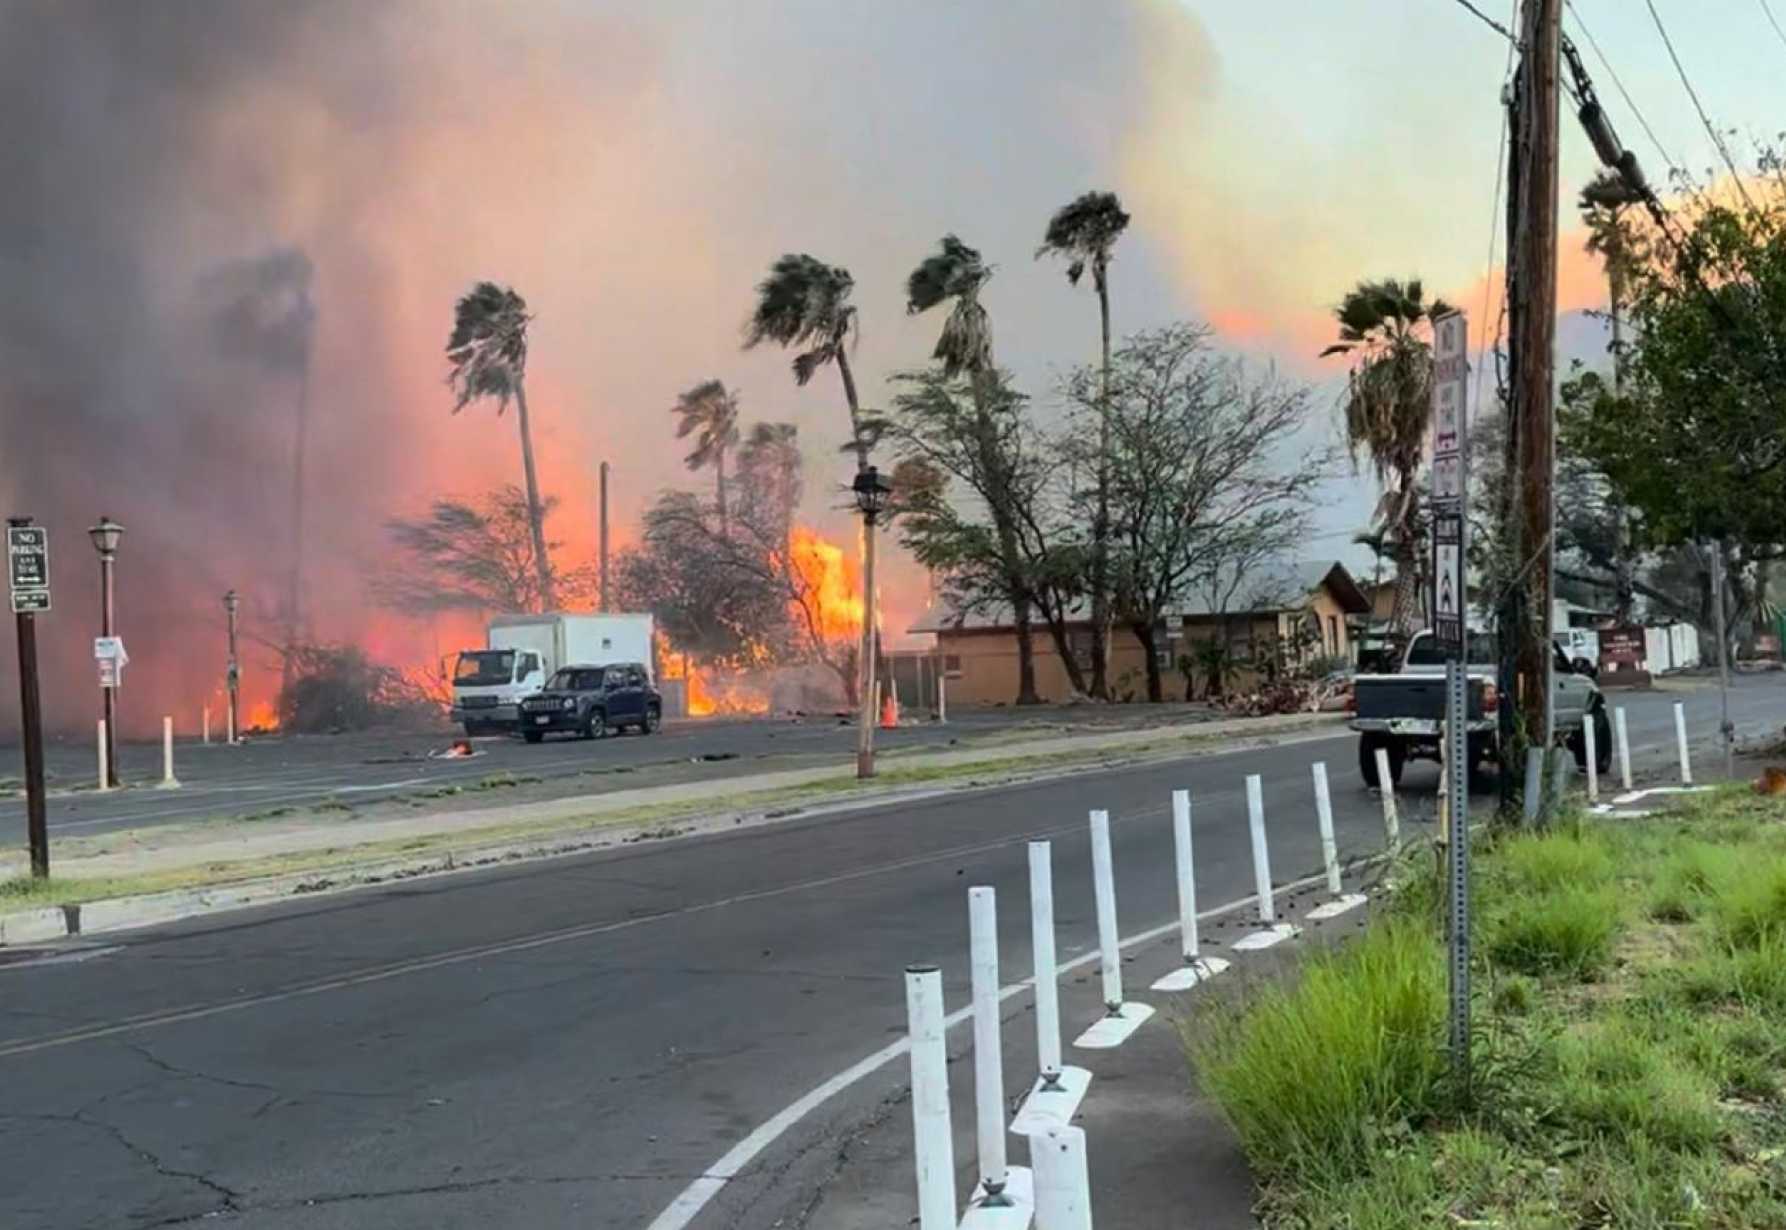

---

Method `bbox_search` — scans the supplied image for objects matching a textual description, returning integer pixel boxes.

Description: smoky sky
[0,0,1221,737]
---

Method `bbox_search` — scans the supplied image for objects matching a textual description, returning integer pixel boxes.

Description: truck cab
[449,647,547,735]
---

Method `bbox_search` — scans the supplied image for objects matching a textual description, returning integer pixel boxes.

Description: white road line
[642,866,1337,1230]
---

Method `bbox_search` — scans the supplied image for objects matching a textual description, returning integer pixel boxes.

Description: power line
[1447,0,1517,43]
[1761,0,1786,55]
[1644,0,1757,208]
[1475,0,1519,421]
[1564,0,1683,179]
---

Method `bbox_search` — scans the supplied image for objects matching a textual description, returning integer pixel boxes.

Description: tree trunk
[716,447,729,536]
[1607,239,1636,623]
[836,348,869,471]
[1013,594,1041,704]
[1088,272,1114,700]
[1036,609,1090,698]
[512,378,556,611]
[1133,619,1163,703]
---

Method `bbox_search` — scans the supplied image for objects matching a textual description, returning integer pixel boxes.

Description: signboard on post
[1430,310,1473,1093]
[1429,312,1469,657]
[94,636,128,689]
[8,524,49,613]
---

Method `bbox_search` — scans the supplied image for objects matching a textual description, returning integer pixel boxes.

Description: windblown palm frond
[670,379,741,472]
[1035,191,1130,290]
[446,282,530,414]
[744,254,857,387]
[906,236,994,378]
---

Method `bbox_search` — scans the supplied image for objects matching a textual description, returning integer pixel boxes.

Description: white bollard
[1245,775,1274,923]
[1375,746,1400,854]
[1615,706,1632,792]
[1313,762,1342,896]
[1073,810,1155,1049]
[938,671,947,724]
[1674,702,1692,784]
[905,965,957,1230]
[161,716,179,788]
[1152,789,1231,991]
[968,887,1010,1205]
[97,719,110,793]
[1088,810,1123,1012]
[1030,1125,1093,1230]
[1582,714,1599,802]
[1028,842,1062,1084]
[202,705,211,746]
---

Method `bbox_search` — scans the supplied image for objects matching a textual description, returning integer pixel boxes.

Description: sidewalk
[0,710,1344,945]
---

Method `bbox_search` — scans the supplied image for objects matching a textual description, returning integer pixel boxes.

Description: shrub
[1186,919,1446,1186]
[1708,858,1786,950]
[1494,826,1614,894]
[1486,887,1619,978]
[1555,1022,1722,1152]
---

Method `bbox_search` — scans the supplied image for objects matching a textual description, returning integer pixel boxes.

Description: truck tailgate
[1355,675,1449,722]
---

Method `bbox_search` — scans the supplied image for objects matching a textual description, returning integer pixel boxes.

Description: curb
[0,714,1348,946]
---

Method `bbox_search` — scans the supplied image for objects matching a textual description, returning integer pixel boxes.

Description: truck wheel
[523,730,544,744]
[1574,706,1614,773]
[1359,735,1404,789]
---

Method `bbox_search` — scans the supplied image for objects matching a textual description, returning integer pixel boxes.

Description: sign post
[1430,312,1472,1094]
[8,519,51,877]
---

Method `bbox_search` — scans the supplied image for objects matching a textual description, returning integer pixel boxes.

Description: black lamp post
[88,516,124,787]
[852,466,893,778]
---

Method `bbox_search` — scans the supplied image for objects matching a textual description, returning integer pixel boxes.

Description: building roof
[907,560,1369,634]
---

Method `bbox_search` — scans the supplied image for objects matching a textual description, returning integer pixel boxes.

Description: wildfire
[244,699,281,733]
[789,525,864,643]
[686,669,772,717]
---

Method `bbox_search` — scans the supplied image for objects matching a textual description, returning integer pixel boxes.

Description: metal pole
[968,887,1010,1204]
[1712,540,1734,780]
[14,601,48,878]
[856,512,878,778]
[100,552,117,787]
[904,965,957,1230]
[1088,809,1123,1013]
[225,590,240,746]
[1030,1126,1092,1230]
[1312,762,1341,897]
[1445,660,1472,1092]
[1615,706,1632,792]
[1028,841,1063,1087]
[1245,775,1274,924]
[599,461,611,613]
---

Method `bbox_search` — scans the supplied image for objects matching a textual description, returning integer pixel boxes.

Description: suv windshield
[549,668,607,691]
[1407,632,1499,667]
[454,650,516,686]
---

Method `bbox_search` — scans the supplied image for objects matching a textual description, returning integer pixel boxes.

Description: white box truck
[450,613,656,735]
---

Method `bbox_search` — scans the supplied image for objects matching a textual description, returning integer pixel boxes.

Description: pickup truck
[1351,629,1611,787]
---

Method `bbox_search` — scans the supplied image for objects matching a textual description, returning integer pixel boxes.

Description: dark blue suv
[518,663,661,743]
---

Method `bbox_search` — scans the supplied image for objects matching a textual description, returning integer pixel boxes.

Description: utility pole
[1506,0,1562,815]
[1712,540,1734,780]
[224,589,241,745]
[599,461,611,613]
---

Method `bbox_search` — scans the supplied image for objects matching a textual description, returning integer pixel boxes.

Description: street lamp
[223,589,241,745]
[88,516,124,787]
[852,466,893,779]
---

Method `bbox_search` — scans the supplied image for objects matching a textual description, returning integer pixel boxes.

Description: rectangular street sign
[7,524,49,614]
[1428,312,1469,660]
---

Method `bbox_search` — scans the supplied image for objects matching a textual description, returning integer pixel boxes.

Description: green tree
[670,379,742,533]
[445,282,555,609]
[743,255,872,469]
[378,486,594,615]
[905,235,1043,703]
[1320,277,1453,633]
[1038,190,1130,700]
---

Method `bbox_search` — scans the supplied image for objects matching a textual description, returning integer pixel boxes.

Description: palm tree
[446,281,554,610]
[737,421,803,546]
[743,255,869,471]
[1581,170,1646,623]
[1037,192,1130,700]
[906,236,1041,705]
[670,379,742,533]
[1320,278,1454,633]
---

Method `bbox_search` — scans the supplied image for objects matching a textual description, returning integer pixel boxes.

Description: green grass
[1185,787,1786,1230]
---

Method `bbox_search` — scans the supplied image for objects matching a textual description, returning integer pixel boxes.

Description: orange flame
[789,525,864,644]
[244,700,280,732]
[686,669,772,716]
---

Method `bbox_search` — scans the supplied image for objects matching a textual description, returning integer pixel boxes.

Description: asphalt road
[0,681,1778,1229]
[0,707,1118,844]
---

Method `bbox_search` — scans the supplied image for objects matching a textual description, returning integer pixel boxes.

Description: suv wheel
[585,709,607,740]
[642,705,660,735]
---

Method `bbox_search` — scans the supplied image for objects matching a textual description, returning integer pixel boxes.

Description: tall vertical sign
[1430,311,1472,1091]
